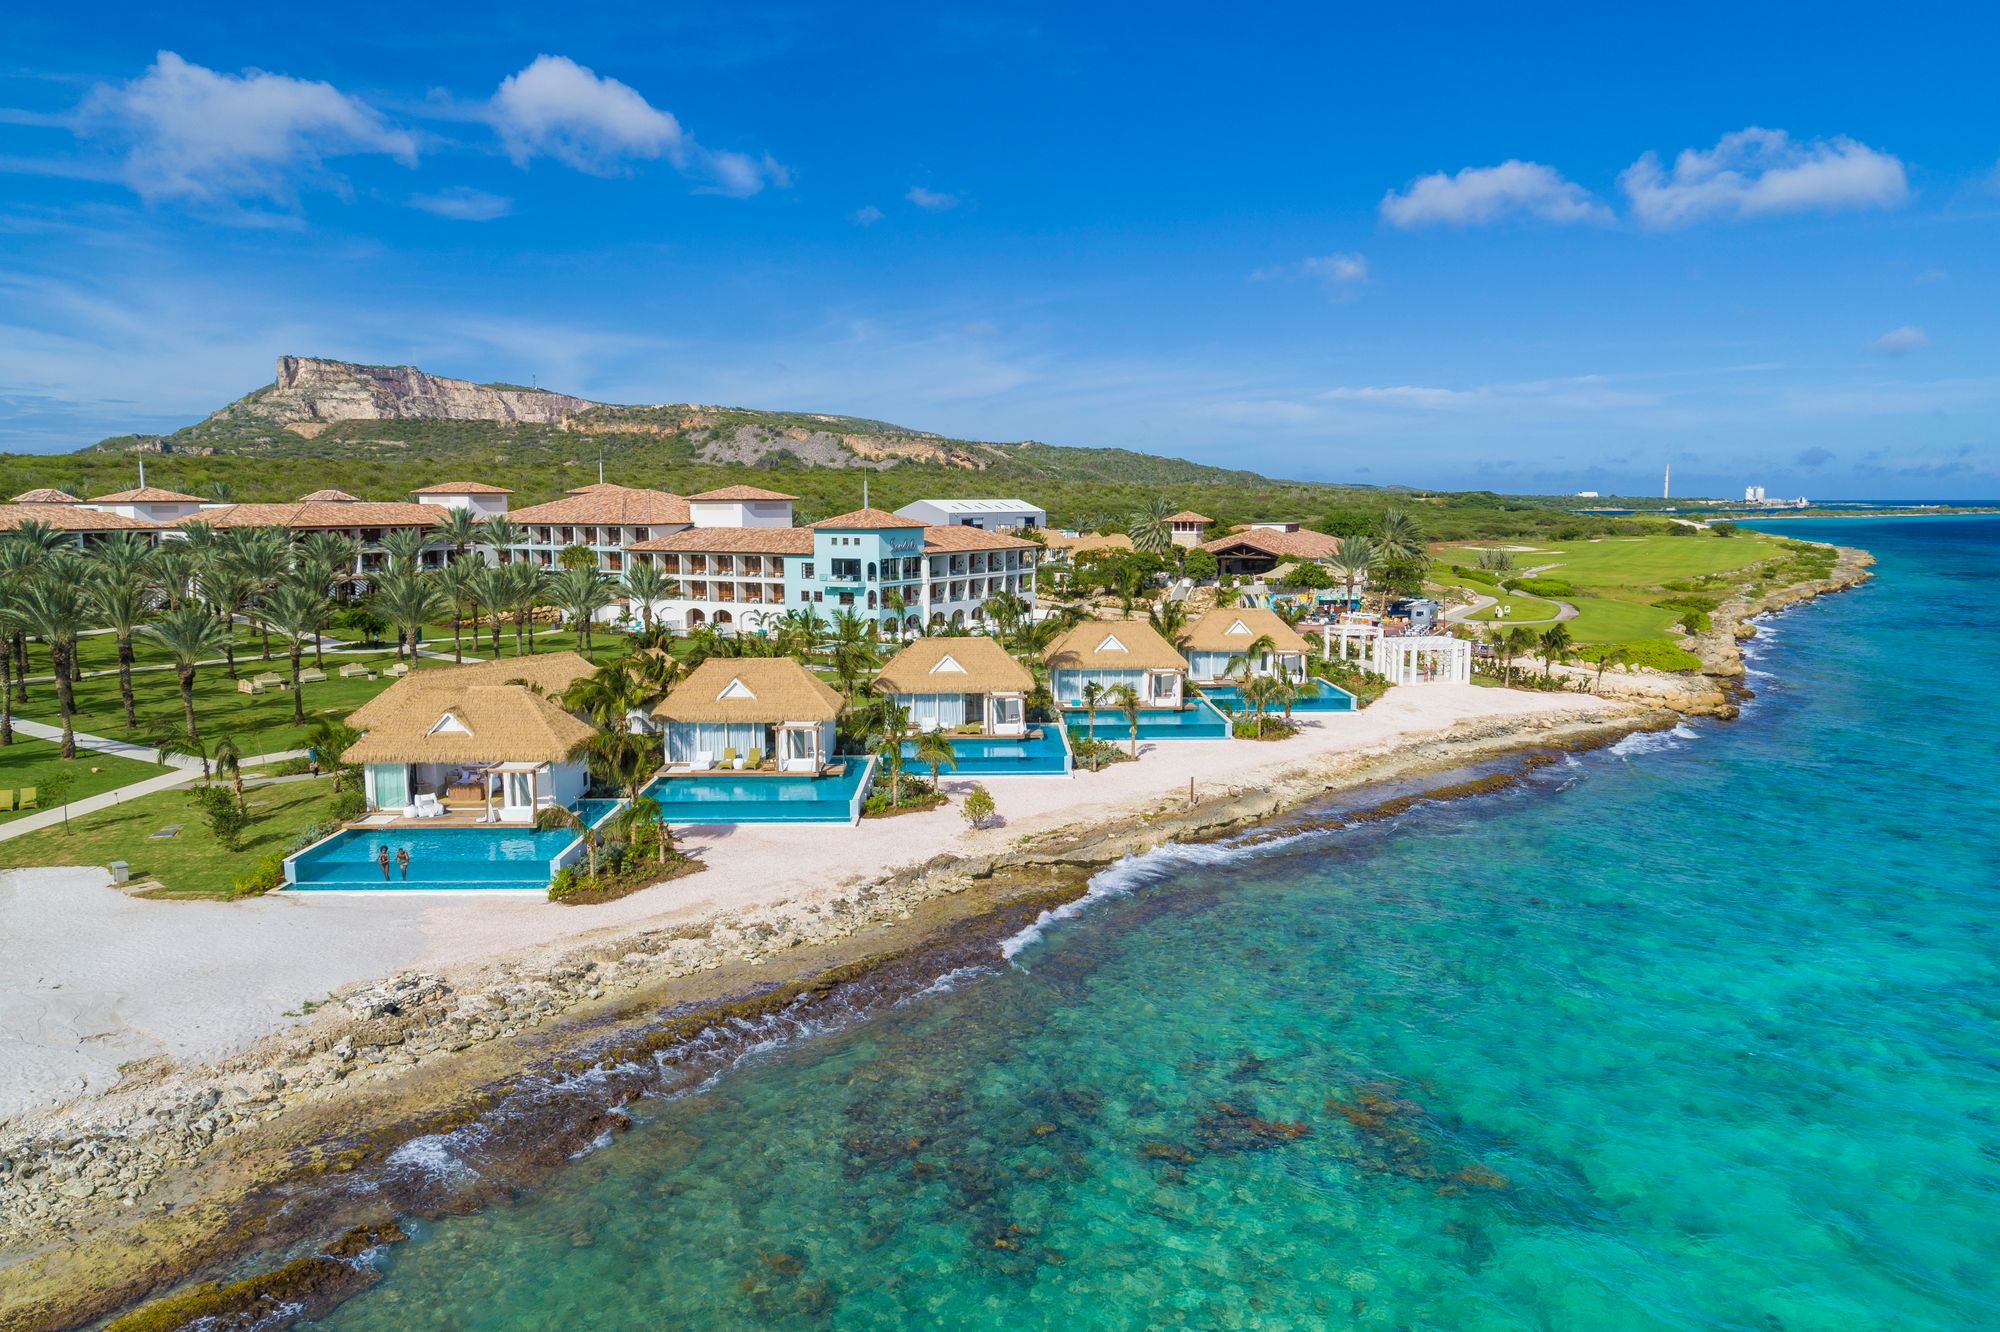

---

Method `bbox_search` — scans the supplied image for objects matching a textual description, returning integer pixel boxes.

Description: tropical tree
[226,527,292,660]
[1539,623,1573,676]
[379,528,429,574]
[0,580,19,744]
[373,571,449,663]
[537,804,600,880]
[621,560,676,634]
[564,657,651,733]
[433,507,483,564]
[296,531,359,594]
[465,564,512,658]
[148,542,199,612]
[548,567,615,654]
[828,611,880,700]
[505,561,545,655]
[151,728,212,781]
[1374,509,1431,600]
[304,717,359,791]
[626,794,671,864]
[206,481,235,504]
[1127,498,1175,555]
[140,605,227,740]
[873,698,911,806]
[1332,535,1374,609]
[1147,597,1190,647]
[1242,675,1286,737]
[1592,645,1633,694]
[913,729,957,794]
[1503,625,1539,685]
[775,605,827,662]
[14,572,90,757]
[84,535,158,729]
[435,559,475,663]
[261,580,331,724]
[212,734,246,811]
[194,558,255,678]
[476,516,525,564]
[1225,632,1279,686]
[1079,680,1104,771]
[1108,682,1143,758]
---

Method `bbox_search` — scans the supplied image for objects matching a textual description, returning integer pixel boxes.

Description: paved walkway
[0,723,308,843]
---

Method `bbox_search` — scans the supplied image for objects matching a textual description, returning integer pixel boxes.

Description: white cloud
[488,55,784,195]
[1870,325,1929,356]
[906,185,958,211]
[409,186,513,221]
[79,51,416,204]
[1250,252,1368,300]
[852,204,884,225]
[1620,128,1908,228]
[1380,160,1610,228]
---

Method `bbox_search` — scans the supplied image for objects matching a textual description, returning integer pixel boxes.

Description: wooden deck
[351,807,539,829]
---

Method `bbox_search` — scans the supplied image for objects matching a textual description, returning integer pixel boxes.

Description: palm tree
[1333,536,1374,610]
[1225,632,1279,686]
[379,528,429,574]
[261,580,331,724]
[1108,682,1143,758]
[1080,680,1104,771]
[194,558,254,678]
[0,539,48,707]
[548,567,615,655]
[373,571,449,663]
[15,573,90,758]
[1593,645,1632,694]
[1147,597,1190,648]
[564,657,650,733]
[206,481,235,504]
[435,560,475,663]
[1539,623,1573,677]
[304,717,358,791]
[140,605,227,741]
[297,531,359,596]
[83,535,156,729]
[465,564,512,658]
[505,561,544,655]
[212,734,246,811]
[433,507,483,565]
[873,699,911,806]
[913,729,956,794]
[226,527,291,660]
[476,516,525,564]
[150,728,211,780]
[1242,676,1285,737]
[0,585,19,744]
[627,794,671,864]
[1127,498,1175,555]
[828,611,880,700]
[1503,625,1539,685]
[621,560,676,635]
[880,587,910,640]
[1374,509,1429,604]
[537,804,600,879]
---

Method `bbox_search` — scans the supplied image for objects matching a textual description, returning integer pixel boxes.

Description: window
[802,562,814,579]
[831,558,861,580]
[866,562,877,580]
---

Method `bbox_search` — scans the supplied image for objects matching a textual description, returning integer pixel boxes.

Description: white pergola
[1371,634,1472,686]
[1322,616,1382,662]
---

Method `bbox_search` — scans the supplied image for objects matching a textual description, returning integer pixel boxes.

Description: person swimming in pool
[395,847,411,881]
[376,845,391,880]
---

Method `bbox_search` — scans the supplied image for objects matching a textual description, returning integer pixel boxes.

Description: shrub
[961,784,996,830]
[189,784,250,850]
[1314,660,1390,708]
[267,757,311,777]
[1451,564,1500,586]
[548,866,578,901]
[332,786,366,821]
[1182,548,1218,581]
[286,819,340,854]
[233,852,287,897]
[1574,641,1702,672]
[1508,576,1575,598]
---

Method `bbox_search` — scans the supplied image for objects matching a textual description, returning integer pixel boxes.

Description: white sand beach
[0,684,1620,1123]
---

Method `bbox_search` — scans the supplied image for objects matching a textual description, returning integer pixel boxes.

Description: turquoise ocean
[316,516,1999,1330]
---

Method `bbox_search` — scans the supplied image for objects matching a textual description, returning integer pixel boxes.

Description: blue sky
[2,3,1996,497]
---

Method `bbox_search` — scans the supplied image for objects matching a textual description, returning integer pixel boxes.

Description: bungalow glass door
[505,771,534,810]
[783,727,816,772]
[990,696,1023,733]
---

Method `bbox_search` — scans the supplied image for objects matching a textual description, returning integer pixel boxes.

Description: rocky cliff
[220,357,603,437]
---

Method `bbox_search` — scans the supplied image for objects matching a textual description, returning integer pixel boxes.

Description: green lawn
[1562,596,1684,644]
[1516,533,1773,587]
[12,651,407,755]
[1467,592,1562,623]
[0,736,170,823]
[22,626,264,680]
[0,776,340,898]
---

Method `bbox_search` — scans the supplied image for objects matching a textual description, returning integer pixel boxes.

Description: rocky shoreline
[0,541,1872,1331]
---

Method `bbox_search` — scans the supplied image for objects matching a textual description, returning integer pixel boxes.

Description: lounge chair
[0,789,12,811]
[413,792,445,819]
[254,673,284,688]
[338,663,370,679]
[18,787,35,810]
[388,662,411,677]
[691,751,715,772]
[722,747,739,770]
[299,668,327,683]
[237,679,262,695]
[745,748,764,770]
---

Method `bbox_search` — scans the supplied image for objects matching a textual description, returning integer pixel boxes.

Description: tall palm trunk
[0,649,12,744]
[51,641,76,758]
[289,641,306,724]
[11,633,26,702]
[117,633,137,729]
[451,598,464,663]
[177,666,198,739]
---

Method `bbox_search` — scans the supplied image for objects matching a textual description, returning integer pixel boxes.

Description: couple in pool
[375,846,412,880]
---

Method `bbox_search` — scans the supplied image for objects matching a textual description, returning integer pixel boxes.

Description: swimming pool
[1197,677,1357,714]
[638,758,873,824]
[1063,697,1231,741]
[898,727,1071,776]
[286,826,578,889]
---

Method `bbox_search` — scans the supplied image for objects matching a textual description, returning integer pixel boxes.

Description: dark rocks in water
[103,1220,408,1332]
[1195,1099,1313,1155]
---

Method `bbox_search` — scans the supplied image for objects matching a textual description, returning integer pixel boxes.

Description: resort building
[875,635,1034,735]
[1040,530,1132,568]
[414,481,513,519]
[505,482,695,576]
[344,653,598,822]
[84,486,208,525]
[894,498,1046,531]
[652,656,845,774]
[1166,511,1213,548]
[181,491,458,589]
[0,491,159,544]
[1180,607,1312,683]
[1043,619,1187,708]
[1200,525,1341,578]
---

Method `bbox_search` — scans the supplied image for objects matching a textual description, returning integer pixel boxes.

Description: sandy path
[0,684,1610,1122]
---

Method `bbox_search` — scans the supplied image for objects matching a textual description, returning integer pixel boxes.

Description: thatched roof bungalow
[1041,619,1186,708]
[875,635,1034,735]
[1180,608,1311,682]
[652,657,845,773]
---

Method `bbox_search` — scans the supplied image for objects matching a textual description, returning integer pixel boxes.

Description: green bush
[1508,576,1575,598]
[1450,565,1500,586]
[548,866,578,900]
[332,786,366,820]
[1574,641,1703,672]
[232,852,288,897]
[961,783,996,829]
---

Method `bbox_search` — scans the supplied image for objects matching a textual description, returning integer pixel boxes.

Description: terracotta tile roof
[345,684,596,766]
[689,485,800,502]
[181,500,448,530]
[653,657,844,723]
[1042,619,1186,672]
[1165,511,1214,524]
[876,635,1033,696]
[296,489,363,502]
[346,652,597,731]
[416,481,514,494]
[920,526,1037,553]
[0,503,155,532]
[627,528,813,555]
[9,488,80,504]
[508,484,692,527]
[1200,527,1341,560]
[88,486,205,504]
[1181,607,1311,654]
[811,506,924,530]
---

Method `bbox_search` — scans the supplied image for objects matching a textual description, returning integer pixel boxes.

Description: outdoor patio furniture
[445,782,485,805]
[723,747,740,770]
[254,673,285,688]
[745,748,763,769]
[413,792,445,818]
[237,679,262,695]
[692,751,715,771]
[299,669,327,683]
[388,662,411,677]
[18,787,35,809]
[338,663,370,678]
[0,790,12,811]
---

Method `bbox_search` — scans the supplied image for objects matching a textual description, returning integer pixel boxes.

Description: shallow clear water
[898,727,1071,775]
[317,517,2000,1329]
[288,827,574,887]
[1200,676,1358,712]
[637,762,870,823]
[1064,699,1231,740]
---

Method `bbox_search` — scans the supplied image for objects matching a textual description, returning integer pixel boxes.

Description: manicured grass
[0,736,170,824]
[22,626,263,680]
[1523,534,1772,587]
[1562,596,1684,644]
[0,776,341,899]
[1467,592,1562,624]
[12,651,407,755]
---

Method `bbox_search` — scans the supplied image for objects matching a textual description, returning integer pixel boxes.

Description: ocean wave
[1609,723,1701,758]
[385,1131,483,1186]
[902,963,999,1004]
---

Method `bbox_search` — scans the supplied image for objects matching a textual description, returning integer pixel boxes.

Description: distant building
[1576,490,1600,498]
[414,481,513,519]
[894,498,1046,531]
[1744,485,1767,502]
[1166,511,1213,548]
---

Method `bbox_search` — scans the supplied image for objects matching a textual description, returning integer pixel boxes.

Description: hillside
[3,355,1643,540]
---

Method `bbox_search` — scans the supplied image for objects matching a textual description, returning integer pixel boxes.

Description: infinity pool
[638,759,872,824]
[1063,697,1230,741]
[286,826,576,889]
[1197,676,1358,713]
[898,727,1071,775]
